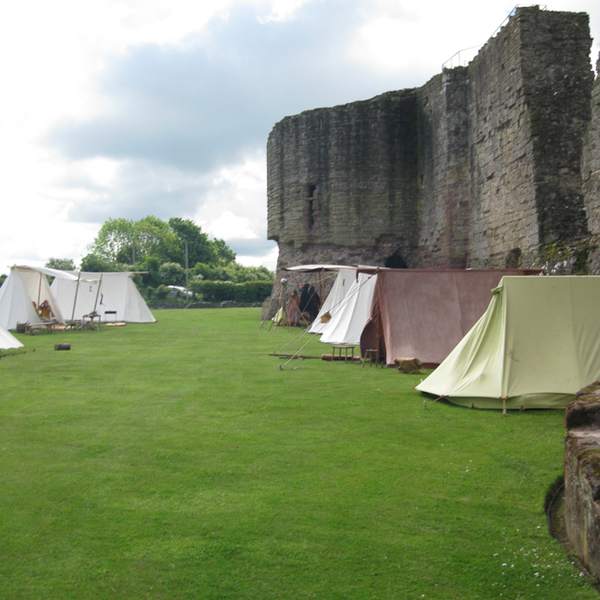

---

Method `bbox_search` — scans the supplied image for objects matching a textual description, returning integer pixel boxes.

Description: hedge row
[191,280,273,303]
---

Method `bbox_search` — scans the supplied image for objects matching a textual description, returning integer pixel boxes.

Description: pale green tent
[416,276,600,410]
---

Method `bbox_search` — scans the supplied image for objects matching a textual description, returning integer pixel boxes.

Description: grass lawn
[0,308,596,599]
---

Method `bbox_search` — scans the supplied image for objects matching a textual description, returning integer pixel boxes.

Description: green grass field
[0,308,596,599]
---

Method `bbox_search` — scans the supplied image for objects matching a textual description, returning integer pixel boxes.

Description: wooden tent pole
[70,272,81,323]
[37,272,42,306]
[92,274,103,314]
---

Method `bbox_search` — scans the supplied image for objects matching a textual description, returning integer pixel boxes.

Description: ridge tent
[319,271,378,346]
[309,268,358,334]
[416,276,600,410]
[51,272,156,324]
[0,323,23,349]
[0,265,70,330]
[360,268,542,367]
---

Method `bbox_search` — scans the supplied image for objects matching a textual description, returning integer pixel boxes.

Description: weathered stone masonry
[267,7,598,276]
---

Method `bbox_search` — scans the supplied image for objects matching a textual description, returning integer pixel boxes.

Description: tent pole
[70,272,81,324]
[320,268,324,307]
[92,274,103,314]
[37,272,42,306]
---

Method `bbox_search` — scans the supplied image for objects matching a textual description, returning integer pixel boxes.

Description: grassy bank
[0,309,594,599]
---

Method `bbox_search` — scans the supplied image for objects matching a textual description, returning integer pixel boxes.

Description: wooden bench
[331,344,356,362]
[25,321,56,335]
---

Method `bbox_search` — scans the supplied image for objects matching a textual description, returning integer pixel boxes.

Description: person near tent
[299,284,311,315]
[286,289,301,326]
[307,285,321,321]
[35,300,54,320]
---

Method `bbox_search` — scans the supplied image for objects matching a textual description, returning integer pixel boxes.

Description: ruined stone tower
[267,6,596,276]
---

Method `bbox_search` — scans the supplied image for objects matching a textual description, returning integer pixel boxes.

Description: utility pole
[185,239,189,308]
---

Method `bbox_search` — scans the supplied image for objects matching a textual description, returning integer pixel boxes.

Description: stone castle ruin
[267,6,600,277]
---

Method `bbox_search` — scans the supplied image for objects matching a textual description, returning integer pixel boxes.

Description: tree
[85,216,240,283]
[45,258,76,271]
[168,218,216,266]
[139,255,161,288]
[212,238,236,264]
[89,216,182,267]
[90,218,135,263]
[135,216,182,265]
[159,262,185,286]
[80,253,116,272]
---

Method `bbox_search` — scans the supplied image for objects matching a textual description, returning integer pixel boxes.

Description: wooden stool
[362,349,379,367]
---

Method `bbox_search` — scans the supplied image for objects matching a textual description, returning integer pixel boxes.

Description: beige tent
[0,265,70,330]
[0,323,22,350]
[51,272,155,324]
[416,276,600,410]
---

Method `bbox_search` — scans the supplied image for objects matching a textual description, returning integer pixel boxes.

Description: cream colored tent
[0,323,22,349]
[416,276,600,410]
[309,268,358,334]
[0,265,70,330]
[50,271,155,324]
[319,271,378,346]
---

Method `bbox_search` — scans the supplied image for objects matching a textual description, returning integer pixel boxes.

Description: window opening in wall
[302,184,318,234]
[302,184,316,198]
[307,199,315,231]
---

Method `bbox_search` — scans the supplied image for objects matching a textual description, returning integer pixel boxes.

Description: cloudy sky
[1,0,599,274]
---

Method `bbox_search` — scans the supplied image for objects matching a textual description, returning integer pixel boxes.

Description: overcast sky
[1,0,598,274]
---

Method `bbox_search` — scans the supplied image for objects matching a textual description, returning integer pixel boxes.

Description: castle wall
[267,7,595,276]
[267,91,420,268]
[467,11,540,268]
[583,55,600,272]
[417,68,470,268]
[564,384,600,581]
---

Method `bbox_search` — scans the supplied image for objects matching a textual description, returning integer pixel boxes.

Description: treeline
[48,216,274,304]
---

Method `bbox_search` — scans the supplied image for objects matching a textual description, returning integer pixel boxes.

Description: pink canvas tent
[360,268,542,367]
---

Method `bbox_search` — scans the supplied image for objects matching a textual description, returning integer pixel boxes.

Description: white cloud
[205,211,257,240]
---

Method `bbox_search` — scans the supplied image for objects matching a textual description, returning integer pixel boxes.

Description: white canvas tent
[0,323,23,349]
[309,268,357,334]
[51,271,156,324]
[319,271,378,346]
[416,276,600,410]
[0,265,69,330]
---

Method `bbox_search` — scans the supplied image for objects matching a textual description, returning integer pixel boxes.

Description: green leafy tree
[139,255,161,288]
[45,258,76,271]
[89,216,182,267]
[168,218,216,266]
[90,218,135,263]
[211,238,236,264]
[154,284,171,300]
[135,216,182,265]
[79,253,116,272]
[159,262,185,286]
